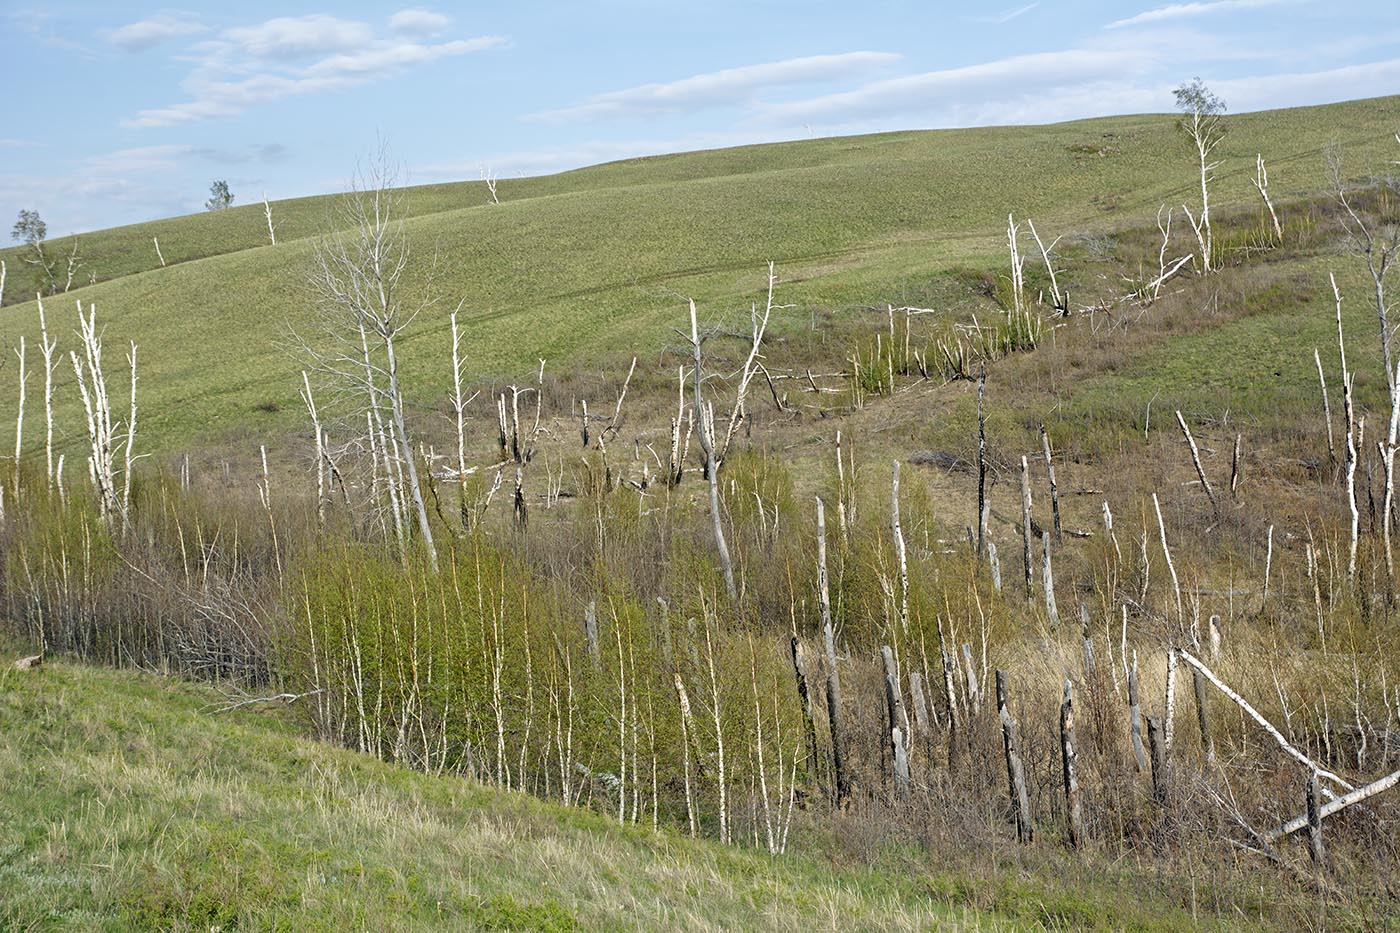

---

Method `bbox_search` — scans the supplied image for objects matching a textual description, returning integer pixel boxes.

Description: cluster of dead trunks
[789,609,1400,867]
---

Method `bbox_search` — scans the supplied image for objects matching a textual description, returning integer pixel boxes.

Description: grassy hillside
[0,655,1260,931]
[0,96,1395,456]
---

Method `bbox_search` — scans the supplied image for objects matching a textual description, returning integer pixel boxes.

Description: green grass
[0,653,1307,931]
[0,656,994,930]
[0,96,1396,456]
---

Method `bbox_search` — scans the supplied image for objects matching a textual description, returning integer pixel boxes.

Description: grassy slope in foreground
[0,657,1259,931]
[0,658,982,930]
[0,96,1396,455]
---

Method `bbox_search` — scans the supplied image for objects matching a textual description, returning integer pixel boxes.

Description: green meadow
[1,95,1396,454]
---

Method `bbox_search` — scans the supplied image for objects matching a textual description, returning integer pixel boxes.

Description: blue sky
[2,0,1397,235]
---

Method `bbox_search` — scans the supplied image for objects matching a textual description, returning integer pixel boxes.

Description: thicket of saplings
[4,180,1400,918]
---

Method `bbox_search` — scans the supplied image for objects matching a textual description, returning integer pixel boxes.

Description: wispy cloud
[1210,56,1400,110]
[123,13,504,128]
[528,51,902,123]
[759,48,1151,126]
[975,3,1040,24]
[389,8,450,38]
[85,143,289,174]
[106,12,207,51]
[1107,0,1292,30]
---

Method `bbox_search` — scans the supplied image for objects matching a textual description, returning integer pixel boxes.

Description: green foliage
[10,208,45,245]
[205,180,234,212]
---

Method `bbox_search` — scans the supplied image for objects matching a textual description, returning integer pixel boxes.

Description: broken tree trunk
[817,498,851,807]
[1061,679,1085,848]
[1307,773,1325,869]
[1040,422,1063,542]
[1020,456,1035,603]
[790,637,821,781]
[909,671,930,734]
[977,365,990,558]
[1128,653,1148,772]
[891,462,909,631]
[1315,347,1337,469]
[1147,715,1168,804]
[1042,531,1059,626]
[1176,410,1218,511]
[883,646,911,799]
[1193,661,1215,765]
[997,670,1035,843]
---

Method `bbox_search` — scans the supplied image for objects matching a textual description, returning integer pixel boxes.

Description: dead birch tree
[1335,273,1360,580]
[891,460,909,631]
[12,337,26,471]
[1007,214,1026,314]
[1252,155,1282,243]
[36,297,57,485]
[300,371,327,524]
[121,342,139,531]
[976,365,990,557]
[301,150,439,570]
[687,298,737,600]
[1027,219,1066,313]
[1176,410,1217,510]
[1174,79,1226,274]
[816,497,851,807]
[69,303,124,527]
[715,263,790,465]
[263,192,277,245]
[1329,140,1400,403]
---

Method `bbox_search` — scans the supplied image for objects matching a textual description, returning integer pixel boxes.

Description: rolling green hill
[0,656,1252,931]
[0,96,1396,456]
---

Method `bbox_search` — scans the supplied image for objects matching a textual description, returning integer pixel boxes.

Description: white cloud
[123,13,505,128]
[1107,0,1291,30]
[390,8,450,37]
[106,12,207,51]
[306,36,504,79]
[759,48,1151,126]
[223,14,374,59]
[1210,56,1400,111]
[528,51,902,123]
[0,138,36,149]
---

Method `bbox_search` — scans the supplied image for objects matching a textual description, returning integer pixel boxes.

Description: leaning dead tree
[1252,155,1282,244]
[687,298,737,600]
[1026,219,1066,313]
[1174,78,1226,274]
[301,150,439,569]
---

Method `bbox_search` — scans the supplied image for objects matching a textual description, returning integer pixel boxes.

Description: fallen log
[1178,649,1353,796]
[1264,767,1400,842]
